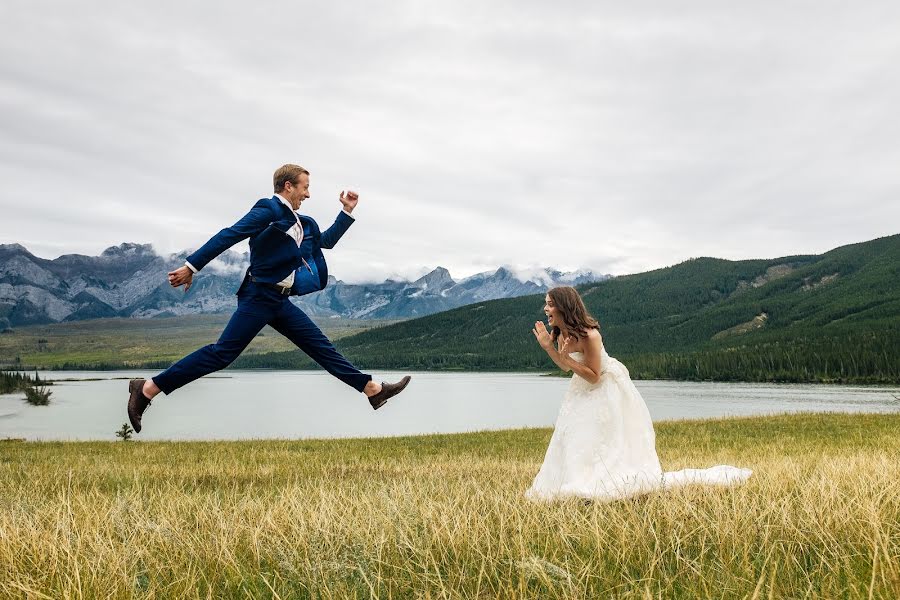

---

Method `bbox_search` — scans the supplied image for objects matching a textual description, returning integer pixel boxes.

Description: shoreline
[6,367,899,387]
[4,410,899,444]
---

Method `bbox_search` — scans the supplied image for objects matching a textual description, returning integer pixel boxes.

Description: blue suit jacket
[185,196,355,296]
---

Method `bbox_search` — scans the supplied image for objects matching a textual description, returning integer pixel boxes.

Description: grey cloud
[2,0,899,283]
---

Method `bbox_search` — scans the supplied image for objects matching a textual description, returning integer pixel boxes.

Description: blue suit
[152,196,371,395]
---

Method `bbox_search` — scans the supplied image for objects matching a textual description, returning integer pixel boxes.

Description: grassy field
[0,315,391,369]
[1,412,899,598]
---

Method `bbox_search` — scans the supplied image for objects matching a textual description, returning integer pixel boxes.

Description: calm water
[1,370,898,441]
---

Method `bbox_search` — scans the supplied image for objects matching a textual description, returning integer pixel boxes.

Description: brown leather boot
[127,379,152,433]
[367,375,411,410]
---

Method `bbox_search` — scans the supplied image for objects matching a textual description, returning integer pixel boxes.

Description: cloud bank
[1,1,898,282]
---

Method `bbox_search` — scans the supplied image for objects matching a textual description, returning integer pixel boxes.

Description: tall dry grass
[1,412,898,598]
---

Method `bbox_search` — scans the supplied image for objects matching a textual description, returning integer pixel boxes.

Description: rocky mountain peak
[100,243,156,258]
[414,267,455,288]
[0,243,32,262]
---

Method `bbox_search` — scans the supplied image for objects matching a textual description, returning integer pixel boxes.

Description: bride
[526,286,751,501]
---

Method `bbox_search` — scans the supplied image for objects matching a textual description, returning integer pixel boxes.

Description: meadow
[1,412,898,598]
[0,314,385,370]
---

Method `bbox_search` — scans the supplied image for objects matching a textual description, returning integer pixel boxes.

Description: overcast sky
[1,1,898,283]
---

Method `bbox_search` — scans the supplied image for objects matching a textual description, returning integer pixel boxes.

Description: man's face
[283,173,310,210]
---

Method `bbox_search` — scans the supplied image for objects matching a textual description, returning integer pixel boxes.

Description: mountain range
[0,243,607,328]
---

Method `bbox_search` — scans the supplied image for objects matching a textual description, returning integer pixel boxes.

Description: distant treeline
[9,326,900,384]
[2,360,175,372]
[224,327,900,384]
[10,327,900,385]
[0,370,52,394]
[624,329,900,384]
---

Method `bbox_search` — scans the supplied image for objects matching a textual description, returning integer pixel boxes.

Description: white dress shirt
[274,194,308,287]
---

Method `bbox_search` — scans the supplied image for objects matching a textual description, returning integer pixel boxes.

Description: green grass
[1,412,898,598]
[0,314,392,369]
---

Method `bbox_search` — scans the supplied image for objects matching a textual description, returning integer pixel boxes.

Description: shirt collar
[274,193,295,213]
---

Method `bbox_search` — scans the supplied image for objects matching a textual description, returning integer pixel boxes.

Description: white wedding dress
[526,348,752,501]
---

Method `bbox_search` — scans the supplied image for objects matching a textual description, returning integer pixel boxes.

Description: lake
[1,370,898,441]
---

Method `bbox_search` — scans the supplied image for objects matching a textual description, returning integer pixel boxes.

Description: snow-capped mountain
[0,243,609,327]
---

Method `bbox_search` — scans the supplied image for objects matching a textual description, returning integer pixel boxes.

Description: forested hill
[235,234,900,383]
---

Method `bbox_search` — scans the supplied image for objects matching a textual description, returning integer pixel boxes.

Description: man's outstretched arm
[169,200,276,291]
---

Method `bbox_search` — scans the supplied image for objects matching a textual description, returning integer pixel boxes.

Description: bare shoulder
[583,328,602,352]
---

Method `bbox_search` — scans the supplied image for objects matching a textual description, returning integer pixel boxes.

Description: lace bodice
[567,348,629,392]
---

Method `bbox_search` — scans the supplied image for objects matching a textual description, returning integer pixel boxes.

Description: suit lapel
[271,196,295,219]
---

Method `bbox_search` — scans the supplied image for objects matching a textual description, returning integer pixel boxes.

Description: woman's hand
[532,321,554,351]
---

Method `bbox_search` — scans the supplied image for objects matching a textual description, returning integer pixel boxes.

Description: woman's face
[543,294,561,329]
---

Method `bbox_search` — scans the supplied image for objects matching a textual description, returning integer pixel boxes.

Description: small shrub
[24,385,52,406]
[115,423,134,441]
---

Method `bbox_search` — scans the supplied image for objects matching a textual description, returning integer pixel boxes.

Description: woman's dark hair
[547,286,600,342]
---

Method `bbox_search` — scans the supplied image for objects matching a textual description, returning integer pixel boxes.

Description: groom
[126,164,411,433]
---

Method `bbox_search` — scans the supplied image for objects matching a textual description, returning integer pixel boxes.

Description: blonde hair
[273,164,310,193]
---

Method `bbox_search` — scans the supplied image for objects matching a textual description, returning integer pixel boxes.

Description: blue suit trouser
[152,282,372,395]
